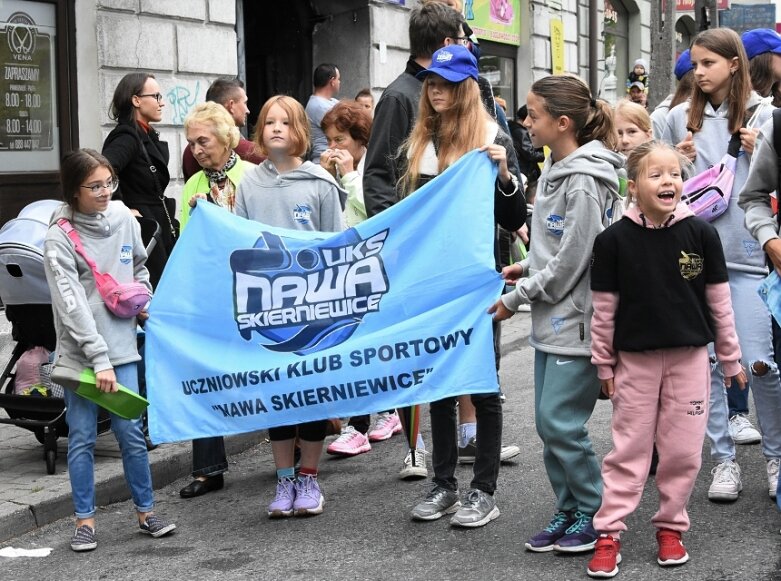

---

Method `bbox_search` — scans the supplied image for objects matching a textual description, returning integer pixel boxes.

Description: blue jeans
[63,363,155,519]
[707,270,781,462]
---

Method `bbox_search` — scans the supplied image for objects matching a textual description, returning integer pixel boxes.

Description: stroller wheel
[45,449,56,474]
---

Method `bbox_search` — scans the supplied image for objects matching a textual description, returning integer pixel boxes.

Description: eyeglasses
[452,36,470,45]
[80,179,119,196]
[137,92,164,103]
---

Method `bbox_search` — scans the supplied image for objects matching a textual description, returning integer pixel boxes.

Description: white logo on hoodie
[46,250,77,313]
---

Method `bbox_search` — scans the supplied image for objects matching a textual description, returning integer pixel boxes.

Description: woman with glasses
[102,72,172,288]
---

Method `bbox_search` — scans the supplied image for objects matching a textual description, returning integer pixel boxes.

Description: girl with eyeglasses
[102,72,172,289]
[44,148,176,552]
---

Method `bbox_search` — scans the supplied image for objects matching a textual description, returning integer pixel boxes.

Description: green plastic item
[75,369,149,420]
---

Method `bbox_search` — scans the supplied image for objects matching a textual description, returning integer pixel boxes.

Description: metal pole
[589,0,599,95]
[649,0,676,109]
[708,0,719,28]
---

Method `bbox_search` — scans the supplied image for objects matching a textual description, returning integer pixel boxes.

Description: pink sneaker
[326,426,371,456]
[368,412,402,442]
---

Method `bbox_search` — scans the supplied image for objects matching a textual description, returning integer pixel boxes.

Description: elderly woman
[177,101,256,499]
[179,101,257,228]
[319,100,372,228]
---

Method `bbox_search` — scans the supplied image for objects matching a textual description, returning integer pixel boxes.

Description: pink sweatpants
[593,346,710,535]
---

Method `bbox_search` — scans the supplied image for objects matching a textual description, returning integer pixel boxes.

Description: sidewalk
[0,309,531,542]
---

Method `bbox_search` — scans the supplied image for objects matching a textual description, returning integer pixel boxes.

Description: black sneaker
[458,437,522,464]
[139,514,176,538]
[70,524,97,552]
[458,438,478,463]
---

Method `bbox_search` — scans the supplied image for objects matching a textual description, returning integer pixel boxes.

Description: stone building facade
[1,0,653,223]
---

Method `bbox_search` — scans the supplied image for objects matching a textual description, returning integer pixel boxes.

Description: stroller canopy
[0,199,62,305]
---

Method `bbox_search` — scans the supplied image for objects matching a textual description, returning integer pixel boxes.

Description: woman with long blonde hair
[401,44,526,529]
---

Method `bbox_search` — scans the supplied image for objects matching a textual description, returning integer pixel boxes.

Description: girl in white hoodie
[662,27,781,504]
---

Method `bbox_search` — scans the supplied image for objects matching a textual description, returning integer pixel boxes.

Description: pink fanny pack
[57,218,151,318]
[680,130,740,222]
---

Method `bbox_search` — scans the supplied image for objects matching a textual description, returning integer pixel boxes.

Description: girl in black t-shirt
[586,141,746,578]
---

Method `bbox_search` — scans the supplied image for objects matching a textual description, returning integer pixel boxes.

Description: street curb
[0,432,264,542]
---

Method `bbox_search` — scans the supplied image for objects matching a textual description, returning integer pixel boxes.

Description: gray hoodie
[662,92,771,274]
[502,140,623,356]
[234,160,346,233]
[738,115,779,250]
[44,201,151,381]
[650,94,673,139]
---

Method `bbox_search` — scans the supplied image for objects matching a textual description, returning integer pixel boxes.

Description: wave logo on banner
[230,229,390,354]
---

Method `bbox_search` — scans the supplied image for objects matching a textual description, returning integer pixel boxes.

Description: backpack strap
[727,132,742,158]
[727,103,763,158]
[57,218,102,278]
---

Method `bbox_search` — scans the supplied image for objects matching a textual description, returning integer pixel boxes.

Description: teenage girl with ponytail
[489,74,623,553]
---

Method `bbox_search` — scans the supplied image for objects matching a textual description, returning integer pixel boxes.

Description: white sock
[416,434,425,450]
[459,423,477,448]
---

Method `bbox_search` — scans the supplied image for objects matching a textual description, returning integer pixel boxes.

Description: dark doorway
[241,1,317,138]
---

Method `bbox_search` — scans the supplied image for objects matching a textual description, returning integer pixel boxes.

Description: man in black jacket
[510,105,545,201]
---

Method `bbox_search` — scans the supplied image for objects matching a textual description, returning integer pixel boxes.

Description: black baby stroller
[0,200,160,474]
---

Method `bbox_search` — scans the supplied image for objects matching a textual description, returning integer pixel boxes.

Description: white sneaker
[399,448,428,480]
[729,414,762,445]
[767,458,780,499]
[500,443,521,462]
[708,460,742,501]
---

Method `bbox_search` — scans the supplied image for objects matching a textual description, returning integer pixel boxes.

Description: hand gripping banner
[146,151,504,443]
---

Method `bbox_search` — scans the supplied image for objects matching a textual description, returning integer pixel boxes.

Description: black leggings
[268,420,328,442]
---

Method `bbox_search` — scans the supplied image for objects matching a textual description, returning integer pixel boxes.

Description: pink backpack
[57,219,151,319]
[680,131,740,222]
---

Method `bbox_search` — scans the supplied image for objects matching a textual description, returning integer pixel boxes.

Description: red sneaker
[587,535,621,578]
[656,529,689,566]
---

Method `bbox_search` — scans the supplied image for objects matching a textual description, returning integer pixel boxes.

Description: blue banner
[759,270,781,327]
[146,151,503,443]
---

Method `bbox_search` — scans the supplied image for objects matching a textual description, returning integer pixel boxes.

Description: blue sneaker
[553,511,598,553]
[524,511,576,552]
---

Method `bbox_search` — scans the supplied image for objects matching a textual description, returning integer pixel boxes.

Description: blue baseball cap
[417,45,478,83]
[742,28,781,60]
[674,49,693,81]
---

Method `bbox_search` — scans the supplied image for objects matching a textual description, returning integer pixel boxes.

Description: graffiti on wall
[167,81,200,125]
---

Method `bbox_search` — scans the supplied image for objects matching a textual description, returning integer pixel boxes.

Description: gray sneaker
[70,524,97,552]
[450,488,500,528]
[411,485,461,521]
